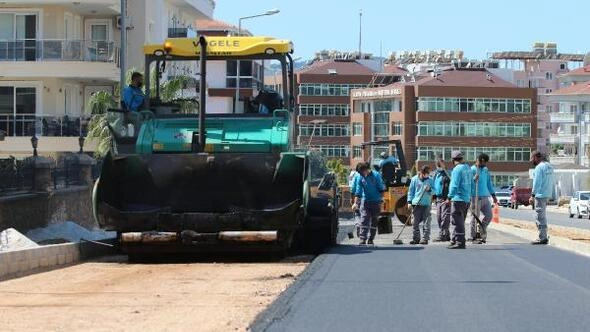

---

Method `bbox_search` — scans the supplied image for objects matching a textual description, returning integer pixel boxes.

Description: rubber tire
[569,208,574,218]
[578,208,582,219]
[298,197,337,254]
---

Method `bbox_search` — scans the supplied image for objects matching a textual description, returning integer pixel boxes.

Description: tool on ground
[470,164,484,238]
[393,186,428,245]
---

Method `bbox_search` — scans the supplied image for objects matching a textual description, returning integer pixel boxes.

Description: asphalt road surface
[499,206,590,231]
[253,222,590,332]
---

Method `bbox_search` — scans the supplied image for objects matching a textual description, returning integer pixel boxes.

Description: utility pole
[120,0,127,102]
[358,9,362,58]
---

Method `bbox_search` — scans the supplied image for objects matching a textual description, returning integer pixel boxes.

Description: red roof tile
[297,60,376,75]
[195,19,237,32]
[562,65,590,77]
[415,69,516,87]
[550,82,590,96]
[382,65,407,75]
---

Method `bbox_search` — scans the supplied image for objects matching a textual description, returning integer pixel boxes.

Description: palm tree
[86,69,193,158]
[86,91,117,157]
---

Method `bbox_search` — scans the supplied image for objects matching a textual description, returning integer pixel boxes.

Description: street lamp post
[234,9,280,113]
[307,119,327,147]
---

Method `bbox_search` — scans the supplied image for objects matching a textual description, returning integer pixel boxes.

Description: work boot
[531,238,549,245]
[433,236,450,242]
[472,238,486,244]
[359,239,367,246]
[419,239,429,245]
[367,239,374,245]
[409,239,420,245]
[448,243,466,249]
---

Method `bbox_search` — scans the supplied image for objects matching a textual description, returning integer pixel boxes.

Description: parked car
[569,191,590,219]
[495,190,511,207]
[499,185,514,191]
[510,187,532,209]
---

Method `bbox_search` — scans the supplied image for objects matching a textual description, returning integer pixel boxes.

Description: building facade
[0,0,214,157]
[350,69,537,186]
[548,63,590,166]
[296,59,378,165]
[490,43,586,156]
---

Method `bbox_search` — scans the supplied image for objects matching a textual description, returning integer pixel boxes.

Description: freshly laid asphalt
[253,220,590,332]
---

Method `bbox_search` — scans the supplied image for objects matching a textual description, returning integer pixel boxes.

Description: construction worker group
[351,150,554,249]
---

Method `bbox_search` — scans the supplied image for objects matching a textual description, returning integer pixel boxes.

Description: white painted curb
[490,222,590,258]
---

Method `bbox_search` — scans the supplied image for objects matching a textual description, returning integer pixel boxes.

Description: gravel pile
[0,228,40,252]
[26,221,115,244]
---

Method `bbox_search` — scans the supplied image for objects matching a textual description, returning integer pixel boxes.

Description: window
[0,13,38,61]
[299,83,366,96]
[417,97,531,114]
[545,72,553,80]
[299,124,350,137]
[299,104,349,116]
[0,84,37,136]
[560,63,566,70]
[391,122,403,135]
[353,122,363,136]
[416,121,531,138]
[373,109,389,139]
[225,60,261,89]
[417,147,531,162]
[310,145,350,157]
[546,105,553,113]
[353,146,362,159]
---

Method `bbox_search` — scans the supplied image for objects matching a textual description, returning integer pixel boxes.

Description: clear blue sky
[214,0,589,61]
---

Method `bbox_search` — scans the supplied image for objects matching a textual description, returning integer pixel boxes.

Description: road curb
[0,243,80,281]
[490,222,590,258]
[0,239,117,281]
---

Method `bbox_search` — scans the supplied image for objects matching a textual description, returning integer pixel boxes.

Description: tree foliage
[86,69,192,158]
[325,158,349,186]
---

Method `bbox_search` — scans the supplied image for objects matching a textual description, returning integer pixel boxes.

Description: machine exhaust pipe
[218,231,278,242]
[121,232,177,243]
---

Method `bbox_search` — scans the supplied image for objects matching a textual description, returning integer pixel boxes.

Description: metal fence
[0,39,119,63]
[0,159,35,195]
[0,114,89,137]
[0,156,101,196]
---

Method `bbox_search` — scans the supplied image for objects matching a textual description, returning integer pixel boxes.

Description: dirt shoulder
[0,255,310,332]
[502,218,590,244]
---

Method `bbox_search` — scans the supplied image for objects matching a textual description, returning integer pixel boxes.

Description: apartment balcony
[550,133,576,144]
[0,114,96,156]
[0,114,90,138]
[550,112,576,123]
[169,0,215,17]
[0,40,119,81]
[549,155,577,165]
[168,27,197,38]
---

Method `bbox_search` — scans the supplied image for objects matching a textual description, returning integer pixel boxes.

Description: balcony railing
[0,114,90,137]
[168,28,197,38]
[549,155,577,164]
[0,39,119,64]
[550,112,576,123]
[549,133,576,144]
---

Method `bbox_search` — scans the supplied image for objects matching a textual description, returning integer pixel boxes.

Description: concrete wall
[0,137,97,157]
[0,186,95,234]
[0,242,80,280]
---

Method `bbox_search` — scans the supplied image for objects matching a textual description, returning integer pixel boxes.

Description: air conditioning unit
[116,16,134,30]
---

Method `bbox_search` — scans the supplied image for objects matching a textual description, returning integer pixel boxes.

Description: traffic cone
[492,205,500,223]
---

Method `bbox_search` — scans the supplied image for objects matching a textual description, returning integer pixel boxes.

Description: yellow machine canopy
[144,36,294,57]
